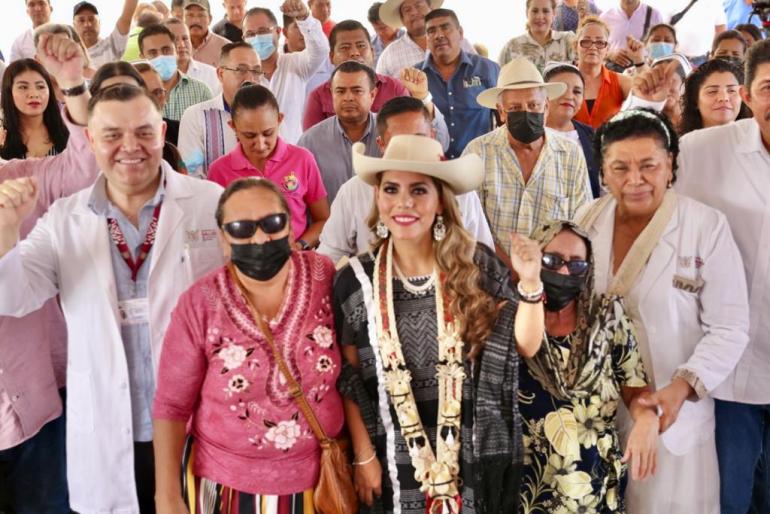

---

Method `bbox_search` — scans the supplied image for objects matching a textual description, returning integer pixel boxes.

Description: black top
[212,17,243,42]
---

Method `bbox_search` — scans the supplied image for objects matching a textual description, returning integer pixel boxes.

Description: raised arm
[116,0,140,36]
[280,0,330,80]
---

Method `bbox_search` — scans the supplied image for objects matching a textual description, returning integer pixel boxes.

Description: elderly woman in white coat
[575,108,750,513]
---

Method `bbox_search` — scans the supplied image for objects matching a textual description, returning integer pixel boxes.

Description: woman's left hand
[510,233,542,290]
[622,409,659,480]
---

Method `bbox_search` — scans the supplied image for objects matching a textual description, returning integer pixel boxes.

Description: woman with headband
[575,108,750,513]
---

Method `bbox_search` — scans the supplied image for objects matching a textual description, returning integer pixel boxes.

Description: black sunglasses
[222,213,288,239]
[542,252,590,276]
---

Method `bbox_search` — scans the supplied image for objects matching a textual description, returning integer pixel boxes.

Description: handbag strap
[669,0,699,26]
[642,5,652,39]
[227,264,331,445]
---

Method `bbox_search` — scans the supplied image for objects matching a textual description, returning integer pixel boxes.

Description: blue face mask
[648,42,675,60]
[246,34,276,60]
[149,55,178,82]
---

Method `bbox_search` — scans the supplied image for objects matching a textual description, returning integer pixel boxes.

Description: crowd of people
[0,0,768,513]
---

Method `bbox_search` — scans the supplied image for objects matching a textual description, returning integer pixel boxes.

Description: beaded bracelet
[517,281,544,304]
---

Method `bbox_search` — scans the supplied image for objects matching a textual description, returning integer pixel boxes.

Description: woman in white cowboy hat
[334,134,546,514]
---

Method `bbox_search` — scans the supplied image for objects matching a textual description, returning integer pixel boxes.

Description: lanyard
[107,203,162,282]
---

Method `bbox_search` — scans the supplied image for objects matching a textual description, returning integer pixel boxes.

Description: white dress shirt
[186,59,222,97]
[318,176,494,265]
[269,16,330,144]
[9,28,35,63]
[677,118,770,404]
[178,94,237,179]
[375,33,476,78]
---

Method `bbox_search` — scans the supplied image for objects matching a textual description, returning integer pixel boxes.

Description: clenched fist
[280,0,310,21]
[510,233,542,290]
[399,67,429,101]
[36,32,86,89]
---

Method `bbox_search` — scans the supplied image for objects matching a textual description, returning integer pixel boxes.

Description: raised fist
[36,32,85,89]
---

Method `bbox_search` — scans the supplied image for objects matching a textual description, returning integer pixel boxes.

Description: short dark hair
[594,109,679,183]
[679,58,751,135]
[138,24,176,53]
[712,29,747,55]
[220,41,255,65]
[244,7,277,27]
[171,0,185,8]
[367,2,383,23]
[330,60,377,89]
[215,177,290,227]
[644,23,677,44]
[424,8,460,28]
[87,84,160,119]
[745,38,770,90]
[231,84,280,119]
[329,20,372,50]
[735,24,764,44]
[89,61,147,96]
[376,96,431,137]
[544,64,584,85]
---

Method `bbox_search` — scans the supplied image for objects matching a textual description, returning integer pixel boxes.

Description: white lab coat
[0,164,224,513]
[677,118,770,404]
[578,194,749,513]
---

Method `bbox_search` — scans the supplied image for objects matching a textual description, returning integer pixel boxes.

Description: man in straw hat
[464,57,591,269]
[374,0,476,78]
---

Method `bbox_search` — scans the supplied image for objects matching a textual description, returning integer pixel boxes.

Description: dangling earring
[433,215,446,242]
[375,220,389,239]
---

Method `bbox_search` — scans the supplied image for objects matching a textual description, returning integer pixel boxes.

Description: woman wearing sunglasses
[576,109,749,513]
[573,16,632,129]
[152,177,345,514]
[334,135,544,513]
[518,220,655,513]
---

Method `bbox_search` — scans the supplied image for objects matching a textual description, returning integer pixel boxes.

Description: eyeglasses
[578,39,609,49]
[222,213,288,239]
[542,252,590,276]
[221,66,264,78]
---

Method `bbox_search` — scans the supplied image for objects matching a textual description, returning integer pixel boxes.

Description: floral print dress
[518,297,648,514]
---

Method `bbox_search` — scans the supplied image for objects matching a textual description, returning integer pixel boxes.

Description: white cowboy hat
[379,0,444,29]
[476,57,568,109]
[352,135,482,195]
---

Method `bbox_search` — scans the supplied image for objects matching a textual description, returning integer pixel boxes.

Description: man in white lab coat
[0,40,224,513]
[675,40,770,514]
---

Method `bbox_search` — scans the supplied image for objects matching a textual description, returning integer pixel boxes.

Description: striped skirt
[183,437,316,514]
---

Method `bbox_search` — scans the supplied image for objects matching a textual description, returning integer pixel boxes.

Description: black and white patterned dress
[334,245,524,514]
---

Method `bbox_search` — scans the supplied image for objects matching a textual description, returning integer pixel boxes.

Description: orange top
[574,65,624,129]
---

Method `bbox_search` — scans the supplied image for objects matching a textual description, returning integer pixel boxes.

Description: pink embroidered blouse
[153,251,344,494]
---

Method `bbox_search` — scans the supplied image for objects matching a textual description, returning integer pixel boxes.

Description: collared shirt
[269,16,330,144]
[211,16,243,42]
[371,28,405,66]
[677,118,770,404]
[178,94,237,178]
[600,3,664,52]
[724,0,762,29]
[662,0,727,57]
[302,72,410,130]
[553,2,601,32]
[464,126,591,252]
[9,28,35,63]
[192,29,231,67]
[497,31,577,73]
[417,51,499,158]
[375,32,477,78]
[186,59,222,97]
[573,65,624,129]
[87,27,130,69]
[208,138,327,238]
[297,114,379,203]
[163,72,213,122]
[87,172,167,442]
[318,175,494,265]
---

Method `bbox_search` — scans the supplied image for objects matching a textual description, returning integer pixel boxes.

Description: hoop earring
[375,220,389,239]
[433,215,446,242]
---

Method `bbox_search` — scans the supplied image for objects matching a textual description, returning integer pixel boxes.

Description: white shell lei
[373,240,465,514]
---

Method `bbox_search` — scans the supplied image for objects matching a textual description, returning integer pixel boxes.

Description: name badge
[118,298,149,325]
[672,275,704,294]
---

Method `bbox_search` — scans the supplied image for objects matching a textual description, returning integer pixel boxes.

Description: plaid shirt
[464,126,591,253]
[163,73,213,122]
[497,31,577,73]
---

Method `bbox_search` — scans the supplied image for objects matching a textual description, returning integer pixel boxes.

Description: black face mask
[230,236,292,282]
[506,111,545,144]
[541,269,586,312]
[716,55,744,68]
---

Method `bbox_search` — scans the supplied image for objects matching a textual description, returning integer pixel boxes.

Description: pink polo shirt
[207,138,327,240]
